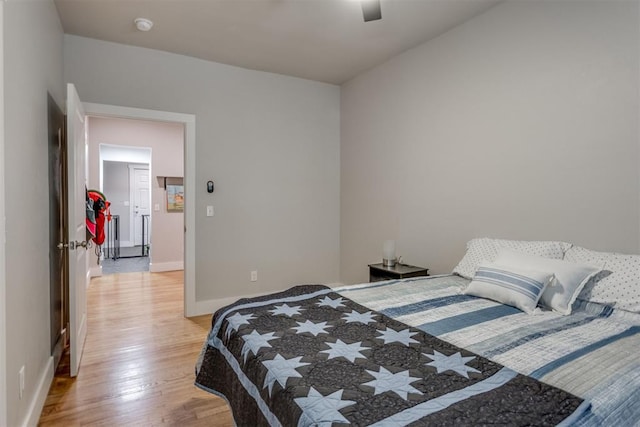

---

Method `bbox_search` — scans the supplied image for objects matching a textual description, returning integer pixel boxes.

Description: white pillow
[464,262,554,314]
[495,249,602,315]
[564,246,640,313]
[453,238,570,279]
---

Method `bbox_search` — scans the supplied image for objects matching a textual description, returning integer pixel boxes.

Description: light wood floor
[38,271,235,426]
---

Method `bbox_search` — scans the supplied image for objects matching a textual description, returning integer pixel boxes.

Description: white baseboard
[149,260,183,273]
[193,291,265,316]
[90,265,102,278]
[325,282,345,288]
[22,356,53,427]
[191,282,345,317]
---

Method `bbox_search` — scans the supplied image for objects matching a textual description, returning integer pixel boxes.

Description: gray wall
[2,1,64,425]
[103,161,139,240]
[340,0,640,284]
[64,35,341,302]
[0,3,5,423]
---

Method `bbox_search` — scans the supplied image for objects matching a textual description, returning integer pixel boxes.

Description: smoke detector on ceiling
[361,0,382,22]
[134,18,153,32]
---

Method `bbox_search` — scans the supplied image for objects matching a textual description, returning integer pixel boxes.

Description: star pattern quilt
[195,284,587,426]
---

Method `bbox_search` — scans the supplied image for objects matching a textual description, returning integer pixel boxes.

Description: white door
[67,83,89,377]
[131,167,150,247]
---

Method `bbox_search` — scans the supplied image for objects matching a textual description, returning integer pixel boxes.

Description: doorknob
[68,240,89,250]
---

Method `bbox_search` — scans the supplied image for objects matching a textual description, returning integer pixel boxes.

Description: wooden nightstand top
[368,263,429,282]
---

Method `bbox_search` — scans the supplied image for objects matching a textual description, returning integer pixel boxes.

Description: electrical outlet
[19,366,25,399]
[250,270,258,282]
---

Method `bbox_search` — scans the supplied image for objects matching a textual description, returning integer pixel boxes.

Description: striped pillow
[495,249,602,315]
[464,262,554,314]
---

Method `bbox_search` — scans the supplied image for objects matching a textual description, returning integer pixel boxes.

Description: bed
[195,239,640,426]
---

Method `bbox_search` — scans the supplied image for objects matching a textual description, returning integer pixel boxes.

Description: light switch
[206,205,214,217]
[123,201,130,206]
[154,204,160,211]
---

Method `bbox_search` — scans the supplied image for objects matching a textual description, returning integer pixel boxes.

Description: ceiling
[54,0,502,85]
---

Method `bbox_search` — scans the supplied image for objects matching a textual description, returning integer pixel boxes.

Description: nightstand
[368,263,429,282]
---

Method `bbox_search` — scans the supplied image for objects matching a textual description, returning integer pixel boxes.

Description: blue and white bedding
[194,272,640,426]
[340,275,640,426]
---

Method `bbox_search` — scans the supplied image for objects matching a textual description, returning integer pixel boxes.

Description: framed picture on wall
[166,184,184,212]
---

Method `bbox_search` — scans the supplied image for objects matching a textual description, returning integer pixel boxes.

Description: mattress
[195,274,639,425]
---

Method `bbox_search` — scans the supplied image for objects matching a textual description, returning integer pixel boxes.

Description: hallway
[100,245,150,274]
[38,271,234,425]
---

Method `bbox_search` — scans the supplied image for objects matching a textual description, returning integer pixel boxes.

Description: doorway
[47,93,68,372]
[98,144,153,274]
[83,102,196,317]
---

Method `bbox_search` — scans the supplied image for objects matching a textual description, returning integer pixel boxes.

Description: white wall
[3,0,64,425]
[89,116,184,269]
[341,0,640,284]
[65,36,341,305]
[100,144,151,165]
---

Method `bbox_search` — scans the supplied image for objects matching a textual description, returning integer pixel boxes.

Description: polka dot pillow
[453,238,570,279]
[564,246,640,313]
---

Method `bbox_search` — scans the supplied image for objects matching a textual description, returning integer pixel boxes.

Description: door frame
[0,2,6,423]
[47,93,68,372]
[99,145,151,249]
[84,102,196,317]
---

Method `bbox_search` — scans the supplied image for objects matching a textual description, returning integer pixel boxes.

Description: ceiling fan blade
[361,0,382,22]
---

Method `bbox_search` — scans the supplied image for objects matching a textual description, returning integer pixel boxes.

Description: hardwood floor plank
[38,271,234,426]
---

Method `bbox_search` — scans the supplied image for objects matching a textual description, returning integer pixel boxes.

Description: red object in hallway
[88,189,111,246]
